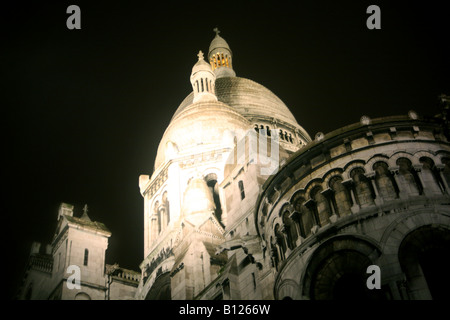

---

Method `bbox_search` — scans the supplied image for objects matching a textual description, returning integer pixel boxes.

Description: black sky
[3,0,449,299]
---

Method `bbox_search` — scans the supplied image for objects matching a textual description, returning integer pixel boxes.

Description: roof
[172,76,301,128]
[64,214,111,235]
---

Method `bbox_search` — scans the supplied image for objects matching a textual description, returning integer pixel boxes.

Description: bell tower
[208,28,236,78]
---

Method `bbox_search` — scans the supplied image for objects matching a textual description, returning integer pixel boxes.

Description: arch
[419,156,445,194]
[373,161,399,200]
[75,292,91,300]
[389,151,418,167]
[395,157,422,196]
[350,167,375,207]
[301,235,382,300]
[304,179,325,199]
[322,168,344,188]
[380,211,450,262]
[365,154,390,175]
[310,185,332,227]
[290,191,316,238]
[328,175,352,217]
[289,189,306,204]
[398,225,450,300]
[145,272,172,300]
[343,159,367,179]
[413,150,438,161]
[278,202,291,217]
[276,279,301,300]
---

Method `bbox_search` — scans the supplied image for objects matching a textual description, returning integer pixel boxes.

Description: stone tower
[18,203,112,300]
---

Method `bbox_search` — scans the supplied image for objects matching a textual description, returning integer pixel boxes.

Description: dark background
[2,0,449,299]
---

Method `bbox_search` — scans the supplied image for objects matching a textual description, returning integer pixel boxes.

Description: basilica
[17,30,450,300]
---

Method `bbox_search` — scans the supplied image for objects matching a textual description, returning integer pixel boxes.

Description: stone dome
[209,34,232,57]
[153,100,250,171]
[191,51,212,74]
[172,76,301,128]
[152,31,311,173]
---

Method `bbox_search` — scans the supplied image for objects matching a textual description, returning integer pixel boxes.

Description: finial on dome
[197,50,204,61]
[213,27,220,36]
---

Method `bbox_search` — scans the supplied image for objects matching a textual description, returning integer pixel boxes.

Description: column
[437,165,450,195]
[367,172,383,205]
[344,179,360,213]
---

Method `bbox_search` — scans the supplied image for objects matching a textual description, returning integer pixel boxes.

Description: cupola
[208,28,236,78]
[190,50,217,103]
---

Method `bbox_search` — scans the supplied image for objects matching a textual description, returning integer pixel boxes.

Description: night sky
[3,1,449,299]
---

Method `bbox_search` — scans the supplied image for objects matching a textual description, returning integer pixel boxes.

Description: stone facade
[17,203,139,300]
[257,114,450,300]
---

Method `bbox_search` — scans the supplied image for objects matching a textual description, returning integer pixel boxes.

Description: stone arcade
[17,30,450,300]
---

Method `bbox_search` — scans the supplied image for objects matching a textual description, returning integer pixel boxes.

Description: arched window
[399,225,450,300]
[145,272,172,300]
[420,157,444,194]
[329,176,352,217]
[292,194,315,238]
[350,168,374,207]
[396,158,421,196]
[373,161,398,200]
[310,186,331,227]
[83,249,89,266]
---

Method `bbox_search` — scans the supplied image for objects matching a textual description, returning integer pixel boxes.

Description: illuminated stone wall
[256,114,450,300]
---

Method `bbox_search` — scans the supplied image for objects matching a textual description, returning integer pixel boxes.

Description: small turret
[190,50,218,103]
